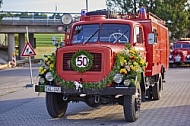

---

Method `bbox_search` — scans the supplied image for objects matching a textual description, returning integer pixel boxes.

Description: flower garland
[38,44,146,89]
[117,44,146,84]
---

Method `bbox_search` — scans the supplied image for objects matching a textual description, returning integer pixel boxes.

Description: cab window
[134,26,143,43]
[100,24,130,43]
[71,24,99,44]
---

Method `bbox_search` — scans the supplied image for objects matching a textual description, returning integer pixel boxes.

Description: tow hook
[63,95,68,101]
[95,95,100,103]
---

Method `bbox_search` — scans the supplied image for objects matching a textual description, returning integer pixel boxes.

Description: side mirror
[148,33,155,44]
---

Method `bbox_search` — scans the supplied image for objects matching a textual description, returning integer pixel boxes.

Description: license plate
[45,86,61,93]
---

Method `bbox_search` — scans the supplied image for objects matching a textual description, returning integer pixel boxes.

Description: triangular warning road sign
[21,42,36,57]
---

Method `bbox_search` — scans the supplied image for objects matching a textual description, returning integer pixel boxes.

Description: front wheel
[123,84,141,122]
[46,93,68,118]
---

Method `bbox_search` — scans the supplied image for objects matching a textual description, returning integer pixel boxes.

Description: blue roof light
[81,10,86,16]
[140,7,146,13]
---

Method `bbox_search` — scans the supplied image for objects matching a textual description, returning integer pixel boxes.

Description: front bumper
[35,85,136,95]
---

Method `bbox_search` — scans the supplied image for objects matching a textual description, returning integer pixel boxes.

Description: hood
[60,43,125,53]
[55,43,125,82]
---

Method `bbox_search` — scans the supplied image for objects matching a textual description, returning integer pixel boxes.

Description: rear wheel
[123,84,141,122]
[152,76,163,100]
[46,93,68,118]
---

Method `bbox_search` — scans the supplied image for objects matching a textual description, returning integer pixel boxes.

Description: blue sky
[1,0,107,13]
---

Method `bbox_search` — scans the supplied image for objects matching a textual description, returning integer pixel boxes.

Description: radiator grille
[63,53,102,71]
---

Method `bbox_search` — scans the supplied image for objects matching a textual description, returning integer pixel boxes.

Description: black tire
[46,93,68,118]
[152,76,163,100]
[86,9,117,19]
[147,87,153,100]
[123,84,141,122]
[140,73,146,102]
[141,91,146,102]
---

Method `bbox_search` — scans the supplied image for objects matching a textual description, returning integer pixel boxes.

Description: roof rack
[147,12,166,25]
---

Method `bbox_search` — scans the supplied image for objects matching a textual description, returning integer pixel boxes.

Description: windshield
[174,43,190,49]
[71,24,99,44]
[71,24,130,44]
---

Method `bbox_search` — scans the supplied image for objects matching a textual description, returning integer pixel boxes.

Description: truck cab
[169,38,190,67]
[35,7,169,122]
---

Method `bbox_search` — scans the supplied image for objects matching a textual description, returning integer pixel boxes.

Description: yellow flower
[129,48,136,54]
[41,69,47,75]
[133,61,138,66]
[140,59,145,65]
[50,64,54,70]
[39,66,43,73]
[47,56,51,59]
[120,68,127,74]
[120,57,126,66]
[130,65,135,71]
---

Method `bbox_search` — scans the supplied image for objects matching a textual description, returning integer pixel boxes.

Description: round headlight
[45,72,54,81]
[61,13,73,25]
[39,77,45,85]
[124,79,131,86]
[113,74,123,84]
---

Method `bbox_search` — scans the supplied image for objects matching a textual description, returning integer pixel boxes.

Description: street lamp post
[134,0,136,13]
[86,0,88,12]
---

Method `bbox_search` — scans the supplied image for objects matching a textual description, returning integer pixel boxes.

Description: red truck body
[35,7,169,122]
[169,39,190,67]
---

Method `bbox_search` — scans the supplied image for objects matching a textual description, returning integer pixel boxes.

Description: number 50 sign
[71,50,93,73]
[76,55,89,67]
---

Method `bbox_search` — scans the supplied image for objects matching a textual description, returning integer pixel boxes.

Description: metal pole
[29,56,34,85]
[86,0,88,12]
[134,0,136,14]
[26,26,34,87]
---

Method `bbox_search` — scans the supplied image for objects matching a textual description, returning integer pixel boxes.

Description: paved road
[0,66,190,126]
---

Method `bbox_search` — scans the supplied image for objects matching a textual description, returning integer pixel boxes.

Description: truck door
[152,28,162,65]
[134,26,146,58]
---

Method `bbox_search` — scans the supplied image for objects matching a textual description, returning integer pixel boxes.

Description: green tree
[106,0,190,39]
[154,0,190,39]
[106,0,158,13]
[0,0,2,8]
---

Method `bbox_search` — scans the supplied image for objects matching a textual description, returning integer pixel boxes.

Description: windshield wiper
[114,30,129,43]
[83,29,99,44]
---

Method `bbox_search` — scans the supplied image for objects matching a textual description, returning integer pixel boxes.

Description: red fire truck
[169,38,190,67]
[35,7,169,122]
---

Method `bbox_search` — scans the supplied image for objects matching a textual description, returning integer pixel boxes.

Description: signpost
[21,27,36,87]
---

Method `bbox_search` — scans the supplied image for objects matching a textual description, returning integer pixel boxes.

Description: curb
[0,64,10,70]
[0,59,42,70]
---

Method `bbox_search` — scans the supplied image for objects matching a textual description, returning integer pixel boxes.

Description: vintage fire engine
[169,38,190,67]
[35,7,169,122]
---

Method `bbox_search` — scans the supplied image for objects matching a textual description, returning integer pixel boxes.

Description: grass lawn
[34,46,56,59]
[34,34,64,59]
[35,34,64,47]
[15,34,64,59]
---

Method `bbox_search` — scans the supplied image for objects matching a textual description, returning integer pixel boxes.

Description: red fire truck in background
[35,7,169,122]
[169,38,190,67]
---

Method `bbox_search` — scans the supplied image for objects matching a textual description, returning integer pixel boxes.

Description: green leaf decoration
[71,50,93,73]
